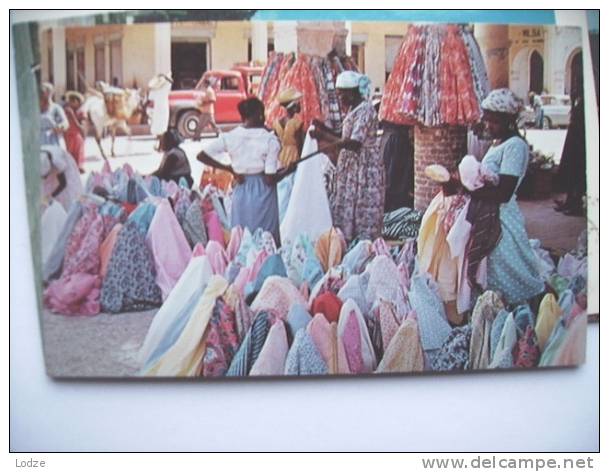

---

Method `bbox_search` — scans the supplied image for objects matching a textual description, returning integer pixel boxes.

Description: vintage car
[518,94,571,129]
[166,66,263,139]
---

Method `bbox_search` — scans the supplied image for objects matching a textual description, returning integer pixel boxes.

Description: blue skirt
[231,174,280,245]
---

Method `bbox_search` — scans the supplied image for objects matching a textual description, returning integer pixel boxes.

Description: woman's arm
[469,174,519,203]
[51,172,67,198]
[312,119,341,139]
[196,150,234,174]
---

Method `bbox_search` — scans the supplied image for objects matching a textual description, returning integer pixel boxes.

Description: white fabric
[202,126,279,175]
[148,80,172,136]
[336,71,361,89]
[41,200,67,267]
[280,129,333,245]
[459,154,499,191]
[40,144,83,211]
[137,254,213,366]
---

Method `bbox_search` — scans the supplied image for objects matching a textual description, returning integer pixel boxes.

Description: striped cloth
[382,207,423,241]
[226,311,272,377]
[465,198,501,288]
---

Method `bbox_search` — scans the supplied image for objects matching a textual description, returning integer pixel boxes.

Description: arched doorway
[566,49,583,99]
[529,50,544,94]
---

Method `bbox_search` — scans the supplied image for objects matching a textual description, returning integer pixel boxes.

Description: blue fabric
[302,257,324,288]
[490,308,509,359]
[539,320,567,367]
[226,311,272,377]
[277,173,296,223]
[482,137,545,304]
[408,273,452,352]
[141,286,206,371]
[286,304,312,342]
[245,254,287,298]
[231,174,280,246]
[513,304,535,336]
[284,328,328,376]
[42,201,84,282]
[127,202,157,234]
[558,290,575,321]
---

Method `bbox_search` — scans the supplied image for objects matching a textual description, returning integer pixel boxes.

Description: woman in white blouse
[197,97,282,245]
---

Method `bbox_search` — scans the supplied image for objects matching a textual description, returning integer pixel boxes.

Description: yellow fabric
[273,116,303,167]
[416,194,459,302]
[425,164,450,182]
[277,88,303,105]
[315,227,346,273]
[376,319,424,373]
[144,276,229,377]
[535,293,562,351]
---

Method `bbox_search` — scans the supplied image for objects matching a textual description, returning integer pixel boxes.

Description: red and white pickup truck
[166,65,263,139]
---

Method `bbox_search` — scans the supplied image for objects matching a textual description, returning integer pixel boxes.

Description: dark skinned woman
[197,97,282,245]
[151,128,193,188]
[467,88,544,305]
[310,71,385,242]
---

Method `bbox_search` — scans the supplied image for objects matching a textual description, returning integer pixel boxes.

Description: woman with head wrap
[310,71,385,242]
[273,88,305,168]
[447,88,544,306]
[39,82,69,147]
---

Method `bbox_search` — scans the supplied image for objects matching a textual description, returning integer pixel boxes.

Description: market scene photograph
[28,14,590,378]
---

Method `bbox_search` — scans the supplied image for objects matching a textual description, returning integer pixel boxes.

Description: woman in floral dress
[311,71,385,242]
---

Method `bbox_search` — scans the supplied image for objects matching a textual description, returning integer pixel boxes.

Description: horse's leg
[95,132,107,161]
[110,125,117,157]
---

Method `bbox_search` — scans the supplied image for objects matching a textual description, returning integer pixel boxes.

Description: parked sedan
[518,94,571,129]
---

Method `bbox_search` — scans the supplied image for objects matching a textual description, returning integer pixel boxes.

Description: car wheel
[542,116,552,130]
[176,110,200,140]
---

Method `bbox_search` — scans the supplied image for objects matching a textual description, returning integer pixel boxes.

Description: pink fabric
[99,223,122,279]
[205,240,228,276]
[204,210,225,246]
[164,180,179,198]
[62,205,104,278]
[250,321,289,376]
[146,199,191,300]
[122,163,134,177]
[372,238,391,258]
[342,311,364,374]
[226,226,244,262]
[191,243,206,258]
[246,249,269,284]
[554,313,587,366]
[307,314,350,374]
[251,276,306,319]
[44,273,101,316]
[232,267,252,295]
[377,300,401,351]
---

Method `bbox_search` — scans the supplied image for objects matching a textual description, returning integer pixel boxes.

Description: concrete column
[251,21,268,63]
[51,26,67,96]
[273,21,297,53]
[474,24,510,89]
[344,21,352,56]
[414,126,467,211]
[154,23,171,75]
[296,21,348,56]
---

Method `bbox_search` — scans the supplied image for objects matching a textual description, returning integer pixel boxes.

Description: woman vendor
[39,82,69,147]
[63,91,87,173]
[446,88,545,309]
[273,88,305,168]
[310,71,385,242]
[151,128,193,187]
[197,97,282,245]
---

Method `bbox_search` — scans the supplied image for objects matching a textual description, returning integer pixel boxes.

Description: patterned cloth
[284,328,329,376]
[382,207,422,241]
[376,319,424,373]
[482,137,545,304]
[466,198,501,289]
[100,220,162,313]
[43,201,83,282]
[331,100,385,242]
[226,311,273,377]
[481,88,524,115]
[182,199,208,249]
[431,325,472,371]
[468,291,504,369]
[201,298,240,377]
[250,321,290,376]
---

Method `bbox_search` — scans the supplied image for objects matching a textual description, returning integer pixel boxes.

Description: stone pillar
[251,21,268,63]
[154,23,171,75]
[474,24,510,89]
[51,26,67,97]
[273,21,298,53]
[296,21,348,56]
[414,126,467,211]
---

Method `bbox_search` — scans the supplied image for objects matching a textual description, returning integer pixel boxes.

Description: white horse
[82,85,142,160]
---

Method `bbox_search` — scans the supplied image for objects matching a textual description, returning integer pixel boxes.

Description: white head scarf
[336,71,372,99]
[481,88,524,115]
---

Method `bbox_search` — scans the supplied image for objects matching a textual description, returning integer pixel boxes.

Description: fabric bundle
[379,24,488,127]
